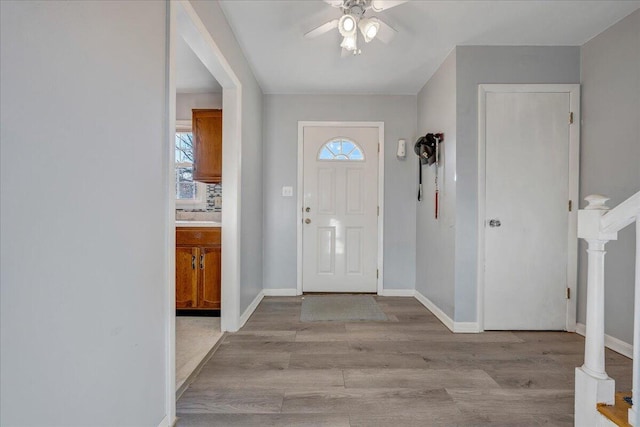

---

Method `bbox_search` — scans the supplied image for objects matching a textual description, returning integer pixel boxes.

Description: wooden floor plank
[343,368,502,389]
[176,296,633,426]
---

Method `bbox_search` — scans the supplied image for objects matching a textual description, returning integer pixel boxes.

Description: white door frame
[166,0,243,423]
[297,121,385,295]
[476,84,580,332]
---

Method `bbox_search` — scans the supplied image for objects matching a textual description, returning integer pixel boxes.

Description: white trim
[175,0,243,333]
[166,0,244,421]
[414,290,480,333]
[378,289,415,297]
[476,84,580,333]
[176,119,191,131]
[164,2,177,425]
[454,322,481,333]
[575,323,633,359]
[239,290,264,328]
[157,415,172,427]
[263,288,299,296]
[296,121,385,296]
[414,290,454,332]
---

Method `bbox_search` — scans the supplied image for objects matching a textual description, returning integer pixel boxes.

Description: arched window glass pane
[317,138,365,161]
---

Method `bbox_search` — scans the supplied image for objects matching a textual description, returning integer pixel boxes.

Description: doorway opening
[166,0,243,420]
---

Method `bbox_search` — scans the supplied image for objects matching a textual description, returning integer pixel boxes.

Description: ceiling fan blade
[370,0,408,12]
[304,19,339,39]
[375,18,398,44]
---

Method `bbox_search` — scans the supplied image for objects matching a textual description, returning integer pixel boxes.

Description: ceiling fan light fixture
[359,17,380,42]
[340,35,357,51]
[338,14,357,36]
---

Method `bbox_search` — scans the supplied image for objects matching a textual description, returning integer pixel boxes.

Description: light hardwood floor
[176,296,632,426]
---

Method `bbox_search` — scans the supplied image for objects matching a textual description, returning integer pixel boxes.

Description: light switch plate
[282,186,293,197]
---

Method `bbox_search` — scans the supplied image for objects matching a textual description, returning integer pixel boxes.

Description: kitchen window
[175,121,206,209]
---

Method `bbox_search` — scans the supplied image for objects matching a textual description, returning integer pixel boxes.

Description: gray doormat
[300,295,388,322]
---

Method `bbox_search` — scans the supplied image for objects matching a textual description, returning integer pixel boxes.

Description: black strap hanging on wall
[418,158,423,201]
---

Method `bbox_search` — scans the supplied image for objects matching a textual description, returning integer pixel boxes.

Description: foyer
[176,296,633,426]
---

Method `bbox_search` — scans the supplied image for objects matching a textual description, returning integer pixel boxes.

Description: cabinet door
[176,247,199,308]
[199,246,221,309]
[192,109,222,183]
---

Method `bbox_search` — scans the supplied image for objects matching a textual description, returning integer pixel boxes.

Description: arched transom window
[318,138,365,161]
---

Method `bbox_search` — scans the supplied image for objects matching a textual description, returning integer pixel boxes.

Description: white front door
[482,89,575,330]
[302,126,379,293]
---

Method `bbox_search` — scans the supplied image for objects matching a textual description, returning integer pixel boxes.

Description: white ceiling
[176,34,222,93]
[219,0,639,95]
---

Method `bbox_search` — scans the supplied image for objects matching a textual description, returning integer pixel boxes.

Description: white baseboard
[413,290,480,333]
[263,288,299,296]
[378,289,415,297]
[157,415,174,427]
[453,322,481,333]
[414,290,454,331]
[575,323,633,359]
[239,290,264,328]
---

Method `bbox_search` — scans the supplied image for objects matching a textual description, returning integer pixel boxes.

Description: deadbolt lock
[305,218,311,224]
[488,219,501,227]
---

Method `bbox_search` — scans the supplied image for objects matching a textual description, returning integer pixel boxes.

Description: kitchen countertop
[176,221,221,228]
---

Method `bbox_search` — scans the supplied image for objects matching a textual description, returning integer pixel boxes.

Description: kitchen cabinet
[176,227,221,310]
[192,109,222,184]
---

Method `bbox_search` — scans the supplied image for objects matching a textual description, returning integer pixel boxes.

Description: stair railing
[575,191,640,426]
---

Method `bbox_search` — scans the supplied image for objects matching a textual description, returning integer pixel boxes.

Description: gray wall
[176,92,223,121]
[1,1,168,425]
[454,46,581,322]
[578,10,639,344]
[262,95,418,291]
[190,0,264,312]
[416,49,457,317]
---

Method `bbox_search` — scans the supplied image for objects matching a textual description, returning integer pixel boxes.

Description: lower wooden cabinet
[176,227,221,310]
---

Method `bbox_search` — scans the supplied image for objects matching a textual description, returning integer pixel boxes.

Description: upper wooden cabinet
[192,109,222,183]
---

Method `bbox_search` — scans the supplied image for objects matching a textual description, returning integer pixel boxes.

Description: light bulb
[343,16,355,32]
[338,14,357,36]
[358,17,380,43]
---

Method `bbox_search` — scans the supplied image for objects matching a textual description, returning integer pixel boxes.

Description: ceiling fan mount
[305,0,407,57]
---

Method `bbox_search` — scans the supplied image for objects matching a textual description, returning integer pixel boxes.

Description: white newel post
[630,216,640,426]
[575,195,618,426]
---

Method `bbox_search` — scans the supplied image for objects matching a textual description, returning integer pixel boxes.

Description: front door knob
[305,218,311,224]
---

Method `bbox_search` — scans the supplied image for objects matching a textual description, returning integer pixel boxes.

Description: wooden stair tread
[597,392,632,427]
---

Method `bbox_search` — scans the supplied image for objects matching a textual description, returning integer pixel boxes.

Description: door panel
[200,246,221,309]
[317,168,336,215]
[192,109,222,183]
[302,126,378,293]
[483,91,570,330]
[316,227,336,275]
[345,227,364,275]
[176,247,198,308]
[346,168,364,214]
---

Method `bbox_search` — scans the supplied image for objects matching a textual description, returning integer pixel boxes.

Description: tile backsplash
[176,183,222,213]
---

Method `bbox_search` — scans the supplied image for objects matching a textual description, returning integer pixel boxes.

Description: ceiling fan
[304,0,407,56]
